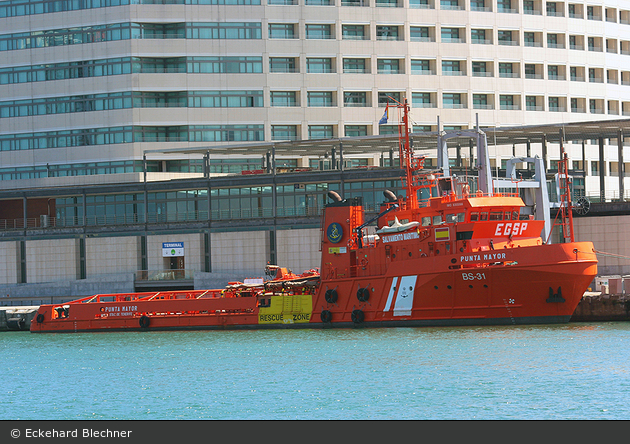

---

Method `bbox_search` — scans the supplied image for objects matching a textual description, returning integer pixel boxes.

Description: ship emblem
[327,223,343,243]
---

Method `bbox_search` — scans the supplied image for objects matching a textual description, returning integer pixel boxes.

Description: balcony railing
[135,269,194,281]
[0,205,329,231]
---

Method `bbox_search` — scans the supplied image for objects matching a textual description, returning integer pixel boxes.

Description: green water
[3,322,629,420]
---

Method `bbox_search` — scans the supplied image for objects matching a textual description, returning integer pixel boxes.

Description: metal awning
[142,118,630,158]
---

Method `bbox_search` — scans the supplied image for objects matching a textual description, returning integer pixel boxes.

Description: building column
[599,137,605,201]
[18,240,26,284]
[77,237,86,280]
[542,134,547,170]
[617,129,625,202]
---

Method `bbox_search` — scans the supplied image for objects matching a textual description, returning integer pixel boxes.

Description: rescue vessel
[31,101,598,333]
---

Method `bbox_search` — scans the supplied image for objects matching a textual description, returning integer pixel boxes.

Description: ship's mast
[396,98,423,209]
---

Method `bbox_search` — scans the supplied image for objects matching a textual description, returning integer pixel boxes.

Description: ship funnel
[383,190,397,202]
[327,191,342,202]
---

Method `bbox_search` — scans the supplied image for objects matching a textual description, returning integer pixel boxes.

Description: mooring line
[593,249,630,261]
[574,249,630,261]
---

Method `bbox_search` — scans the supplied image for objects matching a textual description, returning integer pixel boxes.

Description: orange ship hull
[31,242,596,333]
[313,242,597,328]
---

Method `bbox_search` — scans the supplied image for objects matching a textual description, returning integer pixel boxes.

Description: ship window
[433,215,443,224]
[504,211,512,220]
[480,212,488,221]
[422,216,431,226]
[489,211,502,220]
[446,212,466,223]
[469,212,479,221]
[513,210,519,220]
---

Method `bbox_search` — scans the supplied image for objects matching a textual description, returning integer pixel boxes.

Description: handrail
[136,270,194,281]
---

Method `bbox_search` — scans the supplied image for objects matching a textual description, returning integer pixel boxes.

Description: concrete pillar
[617,129,625,202]
[599,137,605,201]
[542,134,547,170]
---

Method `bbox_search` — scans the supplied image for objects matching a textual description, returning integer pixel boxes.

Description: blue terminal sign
[162,242,184,257]
[326,223,343,243]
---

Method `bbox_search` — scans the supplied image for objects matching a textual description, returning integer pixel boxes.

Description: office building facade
[1,0,630,188]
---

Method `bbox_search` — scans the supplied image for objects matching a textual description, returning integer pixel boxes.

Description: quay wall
[0,306,38,331]
[571,294,630,322]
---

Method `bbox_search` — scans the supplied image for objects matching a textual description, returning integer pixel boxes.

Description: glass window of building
[524,63,537,79]
[308,125,334,139]
[342,25,367,40]
[525,96,538,110]
[305,24,332,39]
[523,0,535,13]
[546,2,559,16]
[524,32,538,46]
[344,91,368,107]
[499,62,517,78]
[271,125,298,141]
[443,93,464,108]
[307,91,334,107]
[344,125,368,137]
[270,91,298,106]
[412,92,434,108]
[472,61,489,76]
[343,58,368,73]
[441,27,462,43]
[471,29,490,44]
[341,0,369,6]
[268,23,296,39]
[409,0,430,8]
[473,94,491,109]
[410,26,432,42]
[410,59,434,74]
[378,92,402,106]
[377,59,401,74]
[547,33,559,48]
[376,0,399,7]
[498,30,517,45]
[269,57,297,73]
[500,95,517,110]
[470,0,488,11]
[497,0,514,13]
[376,26,400,40]
[306,58,334,73]
[440,0,461,10]
[442,60,463,75]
